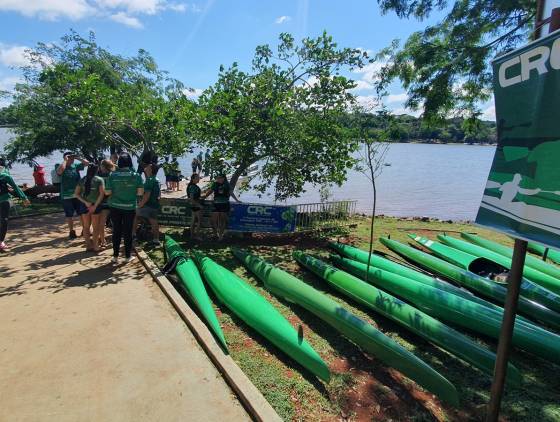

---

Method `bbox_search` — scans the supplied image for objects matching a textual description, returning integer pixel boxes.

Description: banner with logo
[158,198,297,233]
[475,30,560,249]
[229,204,297,233]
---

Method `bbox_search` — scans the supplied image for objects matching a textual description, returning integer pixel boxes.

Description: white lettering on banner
[498,41,560,88]
[161,205,186,215]
[247,205,273,216]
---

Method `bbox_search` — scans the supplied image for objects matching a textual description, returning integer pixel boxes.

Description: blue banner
[229,203,296,233]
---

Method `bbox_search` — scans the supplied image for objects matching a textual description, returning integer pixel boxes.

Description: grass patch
[145,216,560,421]
[9,199,61,218]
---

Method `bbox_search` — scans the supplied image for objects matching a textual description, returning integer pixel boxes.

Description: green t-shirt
[143,176,161,209]
[105,168,144,210]
[0,169,27,203]
[78,176,104,205]
[60,162,85,199]
[187,183,202,209]
[211,181,230,203]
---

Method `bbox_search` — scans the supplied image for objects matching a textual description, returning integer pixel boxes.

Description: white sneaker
[112,256,119,264]
[125,256,136,263]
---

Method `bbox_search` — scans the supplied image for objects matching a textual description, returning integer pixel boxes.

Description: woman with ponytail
[75,164,105,252]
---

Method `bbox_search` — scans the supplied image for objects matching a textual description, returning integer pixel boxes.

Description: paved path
[0,214,249,422]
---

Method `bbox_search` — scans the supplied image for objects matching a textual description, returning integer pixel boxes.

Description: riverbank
[145,216,560,421]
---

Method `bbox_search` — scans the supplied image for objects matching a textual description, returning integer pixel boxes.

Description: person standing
[104,153,144,263]
[191,157,199,175]
[203,149,211,177]
[0,157,30,252]
[171,158,180,191]
[186,173,203,239]
[135,164,161,246]
[57,152,90,239]
[202,173,237,241]
[33,165,46,186]
[97,159,115,248]
[197,151,204,173]
[75,164,105,252]
[163,157,172,191]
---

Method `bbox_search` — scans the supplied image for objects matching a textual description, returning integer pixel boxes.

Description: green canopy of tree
[375,0,535,122]
[0,104,16,126]
[4,31,195,163]
[192,32,371,200]
[349,113,497,144]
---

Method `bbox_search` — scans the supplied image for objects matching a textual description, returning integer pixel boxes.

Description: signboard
[476,30,560,249]
[158,198,296,233]
[229,204,296,233]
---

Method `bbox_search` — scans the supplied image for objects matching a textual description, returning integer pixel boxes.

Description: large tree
[193,32,370,200]
[375,0,536,122]
[5,31,194,163]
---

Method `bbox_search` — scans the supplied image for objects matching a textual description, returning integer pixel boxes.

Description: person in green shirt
[104,153,144,263]
[96,159,116,248]
[57,152,90,239]
[75,164,105,252]
[202,173,239,241]
[0,157,30,252]
[135,164,161,246]
[186,173,203,239]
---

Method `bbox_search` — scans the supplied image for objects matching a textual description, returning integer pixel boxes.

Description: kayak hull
[233,248,459,406]
[164,236,227,351]
[294,251,521,384]
[335,245,560,365]
[192,251,331,383]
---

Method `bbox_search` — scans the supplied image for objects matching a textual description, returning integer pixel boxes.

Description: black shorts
[213,202,230,213]
[95,203,110,214]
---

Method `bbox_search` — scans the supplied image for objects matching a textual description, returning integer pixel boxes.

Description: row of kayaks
[161,233,560,407]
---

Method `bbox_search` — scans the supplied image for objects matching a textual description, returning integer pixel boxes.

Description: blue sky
[0,0,494,119]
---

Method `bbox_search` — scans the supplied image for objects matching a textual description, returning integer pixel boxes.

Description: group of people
[162,157,181,192]
[58,152,160,263]
[0,149,239,255]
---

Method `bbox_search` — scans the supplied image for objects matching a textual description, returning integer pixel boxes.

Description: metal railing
[294,200,357,231]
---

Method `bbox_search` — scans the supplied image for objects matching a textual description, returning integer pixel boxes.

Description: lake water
[0,127,496,221]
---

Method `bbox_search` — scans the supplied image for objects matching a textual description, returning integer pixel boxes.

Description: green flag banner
[476,30,560,249]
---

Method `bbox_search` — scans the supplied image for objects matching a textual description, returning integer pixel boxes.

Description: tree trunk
[229,162,251,194]
[365,164,377,284]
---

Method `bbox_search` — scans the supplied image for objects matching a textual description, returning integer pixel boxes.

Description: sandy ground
[0,214,248,422]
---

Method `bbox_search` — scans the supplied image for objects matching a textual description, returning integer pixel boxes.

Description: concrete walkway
[0,214,249,422]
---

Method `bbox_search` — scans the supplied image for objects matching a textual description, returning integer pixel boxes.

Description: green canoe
[440,234,560,295]
[233,248,459,406]
[164,236,227,350]
[331,252,560,364]
[294,251,521,383]
[409,234,560,315]
[528,242,560,265]
[328,242,502,311]
[462,233,560,294]
[379,237,560,331]
[192,251,331,383]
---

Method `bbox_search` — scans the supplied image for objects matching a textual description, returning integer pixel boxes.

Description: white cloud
[352,80,373,91]
[481,105,495,121]
[0,0,193,26]
[0,44,31,67]
[0,0,95,20]
[110,11,143,27]
[353,62,385,83]
[183,87,203,98]
[386,93,407,104]
[0,75,22,92]
[390,106,421,117]
[275,15,291,24]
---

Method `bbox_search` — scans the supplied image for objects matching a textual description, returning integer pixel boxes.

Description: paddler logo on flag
[476,29,560,249]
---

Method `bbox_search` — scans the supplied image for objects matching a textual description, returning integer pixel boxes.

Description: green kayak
[164,236,227,350]
[192,251,331,383]
[440,234,560,295]
[409,234,560,315]
[528,242,560,265]
[294,251,521,383]
[379,237,560,331]
[328,242,502,311]
[462,233,560,294]
[233,248,459,406]
[331,252,560,364]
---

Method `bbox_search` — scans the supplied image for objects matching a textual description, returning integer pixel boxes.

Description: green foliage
[192,32,371,200]
[376,0,535,122]
[5,31,195,162]
[0,104,17,126]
